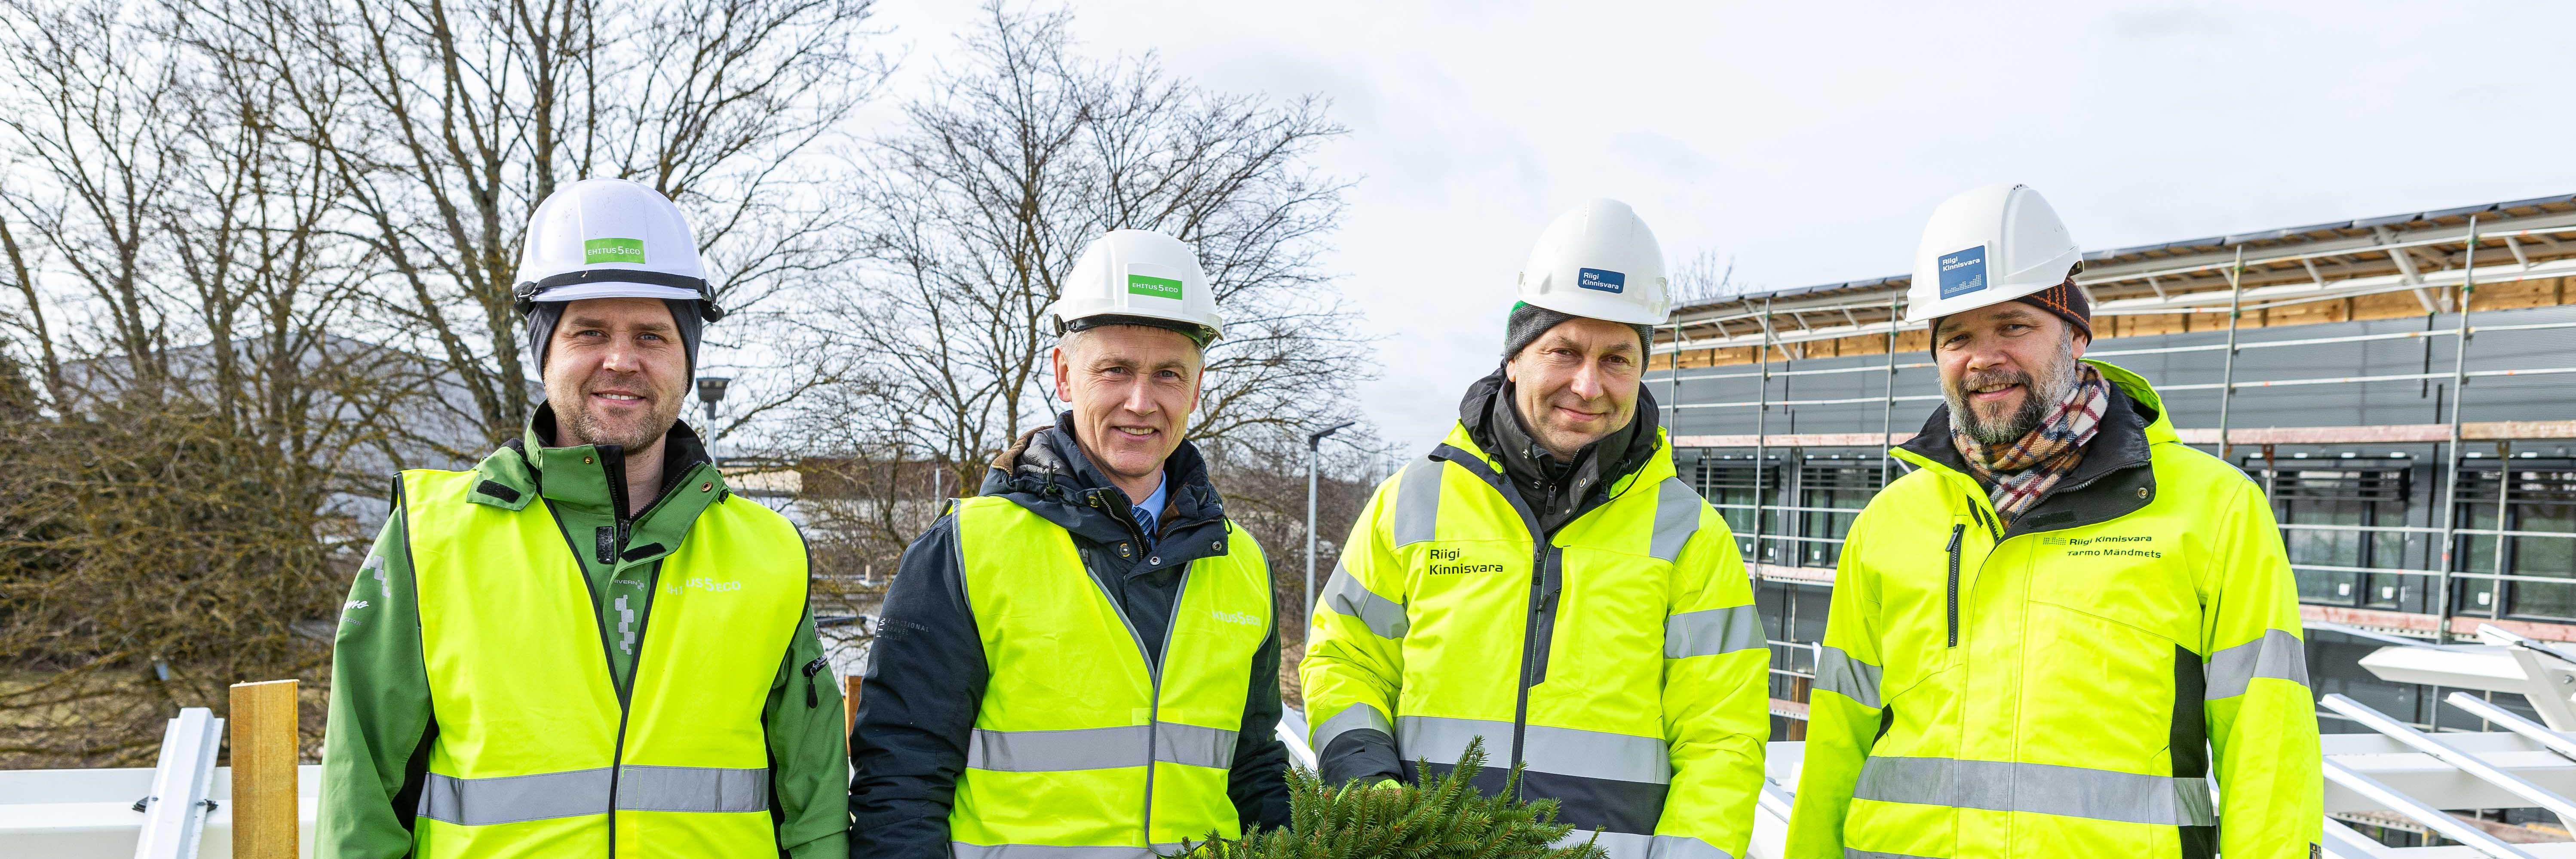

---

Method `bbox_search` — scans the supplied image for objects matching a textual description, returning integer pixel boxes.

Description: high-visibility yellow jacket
[399,466,809,859]
[1303,425,1769,859]
[1785,360,2322,859]
[946,494,1274,856]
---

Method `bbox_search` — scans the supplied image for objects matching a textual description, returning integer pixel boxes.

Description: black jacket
[848,413,1292,859]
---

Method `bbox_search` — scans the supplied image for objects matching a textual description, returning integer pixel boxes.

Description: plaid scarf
[1953,364,2109,525]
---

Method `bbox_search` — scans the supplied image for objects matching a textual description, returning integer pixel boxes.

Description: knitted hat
[2009,280,2092,340]
[1503,302,1654,359]
[527,298,708,378]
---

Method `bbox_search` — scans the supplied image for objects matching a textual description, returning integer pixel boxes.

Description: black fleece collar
[1458,367,1663,535]
[1899,380,2158,538]
[980,411,1231,576]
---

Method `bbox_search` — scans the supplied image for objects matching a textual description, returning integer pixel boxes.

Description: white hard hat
[1515,199,1671,326]
[513,178,722,320]
[1048,229,1223,345]
[1905,184,2080,325]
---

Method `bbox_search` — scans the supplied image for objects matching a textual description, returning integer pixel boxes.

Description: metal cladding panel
[1655,303,2576,444]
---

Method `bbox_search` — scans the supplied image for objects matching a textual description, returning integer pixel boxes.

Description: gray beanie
[527,298,708,378]
[1502,302,1654,359]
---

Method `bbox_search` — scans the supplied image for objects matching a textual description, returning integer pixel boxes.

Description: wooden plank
[1753,563,1837,585]
[2297,604,2576,643]
[229,679,299,859]
[844,674,862,733]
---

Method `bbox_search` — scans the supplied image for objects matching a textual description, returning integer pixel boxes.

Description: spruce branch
[1182,738,1608,859]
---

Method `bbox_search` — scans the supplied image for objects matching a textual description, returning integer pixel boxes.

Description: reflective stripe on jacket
[1784,360,2323,859]
[948,494,1273,857]
[1302,425,1769,859]
[400,467,807,858]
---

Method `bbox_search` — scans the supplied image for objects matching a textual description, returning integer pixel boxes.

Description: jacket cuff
[784,830,848,859]
[1318,728,1402,788]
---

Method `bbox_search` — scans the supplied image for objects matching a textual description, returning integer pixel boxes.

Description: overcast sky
[862,0,2576,455]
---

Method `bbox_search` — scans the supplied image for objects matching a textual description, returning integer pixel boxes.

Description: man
[850,229,1290,859]
[1785,184,2321,859]
[319,179,848,858]
[1302,199,1768,859]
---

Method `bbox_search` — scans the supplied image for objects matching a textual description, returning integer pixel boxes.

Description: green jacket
[1785,361,2320,859]
[318,407,849,858]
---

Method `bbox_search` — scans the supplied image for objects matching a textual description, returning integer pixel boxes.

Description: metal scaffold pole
[2490,440,2513,618]
[1751,298,1773,571]
[1879,295,1900,488]
[2214,246,2246,460]
[1669,317,1684,409]
[2435,215,2480,633]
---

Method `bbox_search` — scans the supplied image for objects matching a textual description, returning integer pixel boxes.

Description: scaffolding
[1651,194,2576,656]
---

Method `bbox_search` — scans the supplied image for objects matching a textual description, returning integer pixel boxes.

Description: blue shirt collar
[1133,471,1168,525]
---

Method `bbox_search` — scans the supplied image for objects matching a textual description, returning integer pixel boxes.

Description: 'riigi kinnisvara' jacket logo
[1424,546,1506,575]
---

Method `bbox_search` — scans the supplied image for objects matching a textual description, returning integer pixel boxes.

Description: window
[2453,461,2576,620]
[1692,456,1785,565]
[1791,457,1882,569]
[2254,461,2413,610]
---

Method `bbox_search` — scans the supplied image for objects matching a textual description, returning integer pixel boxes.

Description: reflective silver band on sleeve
[1322,560,1409,639]
[1310,702,1394,755]
[1812,645,1883,710]
[1650,477,1705,562]
[1665,604,1764,659]
[2205,628,2309,700]
[1391,459,1445,547]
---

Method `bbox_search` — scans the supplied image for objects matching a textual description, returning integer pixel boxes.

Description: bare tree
[0,0,387,765]
[788,1,1376,631]
[1670,248,1739,308]
[242,0,886,458]
[813,0,1363,490]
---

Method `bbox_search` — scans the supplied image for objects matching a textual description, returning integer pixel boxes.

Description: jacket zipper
[542,497,653,858]
[1073,491,1188,850]
[1429,444,1596,788]
[1139,579,1188,848]
[1509,543,1558,790]
[1945,523,1966,648]
[590,451,693,856]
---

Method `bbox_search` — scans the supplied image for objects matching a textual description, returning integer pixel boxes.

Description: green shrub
[1183,739,1608,859]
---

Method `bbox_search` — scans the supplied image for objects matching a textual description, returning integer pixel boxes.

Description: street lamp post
[695,376,731,467]
[1306,421,1355,620]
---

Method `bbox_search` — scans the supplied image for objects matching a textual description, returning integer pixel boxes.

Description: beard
[1946,336,2080,446]
[555,379,683,452]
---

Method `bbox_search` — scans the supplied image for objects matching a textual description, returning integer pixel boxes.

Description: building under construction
[1643,194,2576,758]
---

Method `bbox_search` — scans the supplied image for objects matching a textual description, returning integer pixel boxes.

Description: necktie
[1131,504,1158,550]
